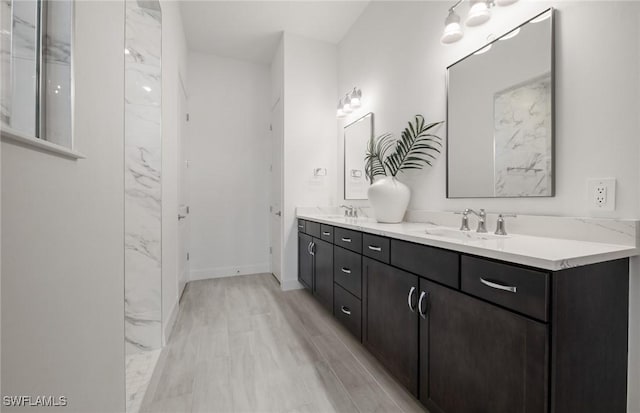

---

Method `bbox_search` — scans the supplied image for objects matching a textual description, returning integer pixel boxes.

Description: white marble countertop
[296,212,639,271]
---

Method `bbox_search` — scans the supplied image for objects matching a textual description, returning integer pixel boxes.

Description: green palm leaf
[383,115,443,176]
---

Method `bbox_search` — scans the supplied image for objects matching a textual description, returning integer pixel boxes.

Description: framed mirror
[344,112,373,200]
[447,8,554,198]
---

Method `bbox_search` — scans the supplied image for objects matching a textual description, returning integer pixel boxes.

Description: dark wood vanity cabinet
[297,220,333,311]
[313,238,333,311]
[297,232,313,289]
[420,278,548,413]
[298,218,630,413]
[363,257,419,396]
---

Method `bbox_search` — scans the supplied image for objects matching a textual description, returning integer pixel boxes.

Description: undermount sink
[423,227,510,241]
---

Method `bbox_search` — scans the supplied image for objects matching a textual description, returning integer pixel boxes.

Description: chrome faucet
[340,205,358,218]
[494,213,517,235]
[463,208,487,233]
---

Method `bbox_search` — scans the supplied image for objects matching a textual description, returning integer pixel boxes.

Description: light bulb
[343,94,352,114]
[337,100,345,118]
[466,0,491,27]
[441,10,463,44]
[350,88,362,109]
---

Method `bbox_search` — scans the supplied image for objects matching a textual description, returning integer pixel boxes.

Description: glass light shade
[441,10,463,44]
[441,21,463,44]
[337,100,346,118]
[343,94,352,113]
[350,88,362,109]
[465,1,491,27]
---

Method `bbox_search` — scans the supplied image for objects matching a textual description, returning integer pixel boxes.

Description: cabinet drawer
[334,227,362,253]
[334,246,362,298]
[305,221,321,238]
[391,239,459,288]
[320,224,334,243]
[297,219,306,232]
[362,233,390,263]
[334,284,362,341]
[461,256,549,322]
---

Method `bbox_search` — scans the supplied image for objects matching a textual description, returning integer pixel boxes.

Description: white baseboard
[281,278,304,291]
[163,297,179,345]
[189,263,271,281]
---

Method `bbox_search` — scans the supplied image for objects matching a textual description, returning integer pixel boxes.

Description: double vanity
[296,210,636,413]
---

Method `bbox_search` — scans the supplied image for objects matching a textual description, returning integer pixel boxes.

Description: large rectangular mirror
[447,8,554,198]
[344,112,373,200]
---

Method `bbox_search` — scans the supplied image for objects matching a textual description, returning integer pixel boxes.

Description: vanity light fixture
[441,8,464,44]
[350,88,362,109]
[342,93,352,114]
[337,99,346,118]
[441,0,519,44]
[336,87,363,118]
[465,0,491,26]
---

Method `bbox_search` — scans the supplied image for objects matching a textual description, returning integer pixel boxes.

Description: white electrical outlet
[588,178,616,212]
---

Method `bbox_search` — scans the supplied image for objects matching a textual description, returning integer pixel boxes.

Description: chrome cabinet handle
[368,245,382,252]
[340,267,351,274]
[298,224,304,229]
[341,237,352,243]
[407,287,417,312]
[341,306,351,315]
[322,231,331,236]
[310,242,315,256]
[418,291,428,319]
[480,277,517,293]
[178,214,186,220]
[307,242,313,255]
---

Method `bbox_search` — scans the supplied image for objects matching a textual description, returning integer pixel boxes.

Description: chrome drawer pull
[418,291,428,319]
[480,277,517,293]
[368,245,382,252]
[407,286,417,312]
[298,224,304,229]
[341,306,351,315]
[341,267,351,274]
[322,231,331,236]
[341,237,352,243]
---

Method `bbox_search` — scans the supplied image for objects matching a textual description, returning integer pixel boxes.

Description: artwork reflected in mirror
[0,0,73,147]
[447,8,553,198]
[344,113,374,200]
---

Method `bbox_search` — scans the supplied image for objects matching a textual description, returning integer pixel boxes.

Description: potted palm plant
[364,114,443,223]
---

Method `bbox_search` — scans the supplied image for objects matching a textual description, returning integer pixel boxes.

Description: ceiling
[179,1,371,64]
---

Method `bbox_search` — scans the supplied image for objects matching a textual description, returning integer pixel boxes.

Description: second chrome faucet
[460,208,487,233]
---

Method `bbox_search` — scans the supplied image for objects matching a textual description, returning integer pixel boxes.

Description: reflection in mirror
[0,0,73,147]
[344,112,373,200]
[447,8,553,198]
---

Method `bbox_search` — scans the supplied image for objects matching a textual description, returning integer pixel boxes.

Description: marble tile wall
[125,0,162,355]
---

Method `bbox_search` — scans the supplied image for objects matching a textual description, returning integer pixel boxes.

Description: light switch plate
[588,178,616,212]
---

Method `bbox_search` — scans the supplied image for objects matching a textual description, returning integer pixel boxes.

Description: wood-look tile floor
[140,273,427,413]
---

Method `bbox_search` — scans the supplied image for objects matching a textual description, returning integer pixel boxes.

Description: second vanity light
[441,0,519,44]
[337,87,362,118]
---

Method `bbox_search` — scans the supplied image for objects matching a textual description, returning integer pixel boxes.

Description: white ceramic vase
[367,176,410,223]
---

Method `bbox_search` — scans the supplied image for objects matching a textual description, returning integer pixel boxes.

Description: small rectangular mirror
[447,8,554,198]
[344,112,373,200]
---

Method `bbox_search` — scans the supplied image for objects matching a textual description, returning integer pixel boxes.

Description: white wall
[337,1,640,410]
[160,0,188,342]
[280,33,338,290]
[1,1,125,411]
[187,52,271,280]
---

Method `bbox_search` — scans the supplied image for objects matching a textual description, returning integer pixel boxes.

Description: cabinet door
[298,232,313,290]
[313,238,333,311]
[419,278,548,413]
[363,258,419,396]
